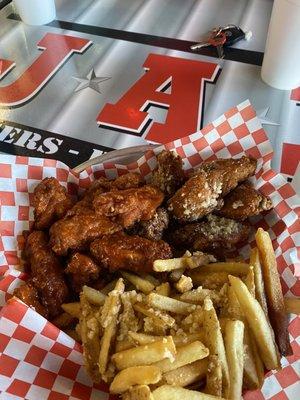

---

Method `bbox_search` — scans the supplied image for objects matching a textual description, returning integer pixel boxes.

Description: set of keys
[190,25,252,58]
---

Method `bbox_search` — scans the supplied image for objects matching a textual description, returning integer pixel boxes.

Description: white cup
[13,0,56,26]
[261,0,300,90]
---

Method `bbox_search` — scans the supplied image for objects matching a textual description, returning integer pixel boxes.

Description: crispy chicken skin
[33,177,74,229]
[151,150,186,197]
[217,182,273,220]
[93,185,164,228]
[168,156,257,222]
[50,213,122,255]
[90,232,173,273]
[169,214,250,254]
[129,207,169,241]
[111,172,144,190]
[23,231,69,317]
[65,253,100,292]
[14,281,48,318]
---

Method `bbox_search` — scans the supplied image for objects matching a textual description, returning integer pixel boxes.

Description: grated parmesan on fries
[60,229,298,399]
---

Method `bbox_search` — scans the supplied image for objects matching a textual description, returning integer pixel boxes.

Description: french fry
[226,285,260,389]
[155,282,171,296]
[244,266,256,297]
[205,355,222,397]
[285,297,300,314]
[175,275,193,293]
[255,228,292,356]
[129,332,164,345]
[110,366,161,394]
[129,331,205,348]
[121,271,155,294]
[152,385,226,400]
[203,298,229,396]
[99,278,124,375]
[179,287,221,305]
[249,248,269,317]
[228,275,280,370]
[140,273,160,287]
[148,293,196,315]
[154,341,209,373]
[61,302,81,318]
[181,308,204,332]
[193,262,249,275]
[83,285,106,305]
[112,336,176,370]
[189,271,229,289]
[133,302,175,328]
[122,385,154,400]
[80,293,102,382]
[154,252,215,272]
[51,312,75,328]
[115,340,134,352]
[163,358,208,387]
[224,319,244,400]
[153,257,190,272]
[247,326,265,388]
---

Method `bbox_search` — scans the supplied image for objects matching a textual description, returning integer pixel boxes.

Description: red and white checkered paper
[0,100,299,400]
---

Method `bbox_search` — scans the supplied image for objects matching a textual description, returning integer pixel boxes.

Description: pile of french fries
[58,228,299,399]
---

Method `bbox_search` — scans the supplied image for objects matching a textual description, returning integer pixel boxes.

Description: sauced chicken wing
[14,280,48,318]
[90,232,173,273]
[22,231,69,317]
[93,185,164,228]
[33,177,74,229]
[65,253,100,292]
[128,207,169,241]
[50,212,122,255]
[168,156,256,222]
[217,182,273,220]
[169,214,250,254]
[67,173,144,218]
[151,150,186,197]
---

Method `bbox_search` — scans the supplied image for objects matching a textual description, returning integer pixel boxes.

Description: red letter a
[97,54,219,142]
[0,33,92,107]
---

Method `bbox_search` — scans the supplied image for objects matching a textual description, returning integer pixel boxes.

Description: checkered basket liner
[0,100,299,400]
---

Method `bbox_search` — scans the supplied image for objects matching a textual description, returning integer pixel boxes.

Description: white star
[256,107,279,126]
[73,69,111,94]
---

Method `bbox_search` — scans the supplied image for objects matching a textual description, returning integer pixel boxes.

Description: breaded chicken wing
[169,214,250,255]
[50,212,122,255]
[93,185,164,228]
[168,156,256,222]
[65,253,100,292]
[90,232,172,273]
[128,207,169,241]
[111,172,144,190]
[33,177,74,229]
[217,182,273,220]
[22,231,69,317]
[151,150,186,197]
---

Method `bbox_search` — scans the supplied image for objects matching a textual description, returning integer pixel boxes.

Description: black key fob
[223,26,245,47]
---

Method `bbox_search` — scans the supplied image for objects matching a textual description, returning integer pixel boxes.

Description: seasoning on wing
[217,182,273,220]
[169,214,250,254]
[168,156,257,222]
[50,212,122,255]
[33,177,74,229]
[65,253,100,293]
[151,150,186,197]
[128,207,169,241]
[93,185,164,228]
[18,231,69,318]
[90,232,173,273]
